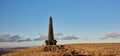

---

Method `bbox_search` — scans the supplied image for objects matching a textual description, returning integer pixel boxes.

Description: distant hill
[0,47,29,56]
[2,43,120,56]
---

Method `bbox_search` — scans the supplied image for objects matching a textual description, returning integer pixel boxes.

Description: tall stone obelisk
[45,16,57,45]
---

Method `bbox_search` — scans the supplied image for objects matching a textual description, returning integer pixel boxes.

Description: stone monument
[45,16,57,45]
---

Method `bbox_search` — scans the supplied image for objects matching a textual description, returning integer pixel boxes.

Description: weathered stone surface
[43,45,65,52]
[45,16,57,45]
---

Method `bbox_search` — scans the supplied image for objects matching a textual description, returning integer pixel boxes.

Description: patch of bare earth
[2,43,120,56]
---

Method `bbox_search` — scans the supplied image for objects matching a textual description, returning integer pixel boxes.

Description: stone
[45,16,57,45]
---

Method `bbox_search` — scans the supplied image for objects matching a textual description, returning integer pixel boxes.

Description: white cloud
[0,34,32,42]
[33,35,47,41]
[55,32,63,36]
[61,35,79,40]
[0,34,20,42]
[100,32,120,39]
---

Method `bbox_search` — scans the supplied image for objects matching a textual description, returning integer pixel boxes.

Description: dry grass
[2,43,120,56]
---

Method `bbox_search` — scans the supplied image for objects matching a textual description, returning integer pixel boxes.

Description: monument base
[45,40,57,45]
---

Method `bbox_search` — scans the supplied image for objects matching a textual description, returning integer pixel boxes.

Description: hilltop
[2,43,120,56]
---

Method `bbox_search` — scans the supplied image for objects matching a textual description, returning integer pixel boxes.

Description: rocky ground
[2,43,120,56]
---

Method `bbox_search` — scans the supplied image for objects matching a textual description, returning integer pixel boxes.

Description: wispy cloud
[0,34,31,42]
[61,35,79,40]
[0,34,20,42]
[33,35,47,41]
[33,32,63,41]
[0,32,80,42]
[55,32,63,36]
[17,38,31,42]
[100,32,120,39]
[33,32,79,41]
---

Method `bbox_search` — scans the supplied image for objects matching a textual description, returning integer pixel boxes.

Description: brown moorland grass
[2,43,120,56]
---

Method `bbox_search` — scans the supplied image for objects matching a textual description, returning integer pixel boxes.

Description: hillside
[0,47,29,56]
[2,43,120,56]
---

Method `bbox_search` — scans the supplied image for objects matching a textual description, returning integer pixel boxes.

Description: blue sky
[0,0,120,47]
